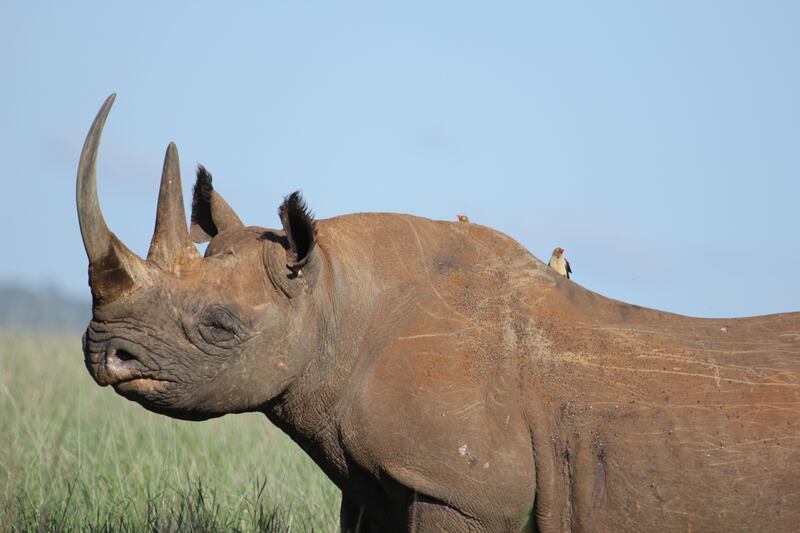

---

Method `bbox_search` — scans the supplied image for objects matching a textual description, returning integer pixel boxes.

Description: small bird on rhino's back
[548,247,572,279]
[456,214,470,223]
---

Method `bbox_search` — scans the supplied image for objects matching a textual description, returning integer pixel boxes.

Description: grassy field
[0,330,339,532]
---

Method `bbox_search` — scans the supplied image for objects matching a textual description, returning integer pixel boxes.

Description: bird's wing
[565,259,572,279]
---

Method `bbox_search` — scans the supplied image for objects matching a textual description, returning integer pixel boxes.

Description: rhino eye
[198,307,243,347]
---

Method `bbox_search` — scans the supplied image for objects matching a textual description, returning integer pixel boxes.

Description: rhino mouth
[114,376,169,395]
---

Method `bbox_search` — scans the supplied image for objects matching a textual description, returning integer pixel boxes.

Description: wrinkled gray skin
[79,95,800,532]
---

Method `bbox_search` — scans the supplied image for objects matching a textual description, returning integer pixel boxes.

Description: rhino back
[521,277,800,530]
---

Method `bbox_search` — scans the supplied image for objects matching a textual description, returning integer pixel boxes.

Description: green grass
[0,330,339,532]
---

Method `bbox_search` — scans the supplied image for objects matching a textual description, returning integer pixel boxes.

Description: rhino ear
[278,191,317,273]
[190,165,244,243]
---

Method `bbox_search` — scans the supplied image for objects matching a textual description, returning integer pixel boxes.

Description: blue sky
[1,2,798,317]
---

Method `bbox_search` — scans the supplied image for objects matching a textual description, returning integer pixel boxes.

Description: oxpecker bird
[456,214,470,223]
[548,247,572,279]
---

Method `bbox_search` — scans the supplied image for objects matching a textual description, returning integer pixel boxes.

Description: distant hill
[0,284,90,332]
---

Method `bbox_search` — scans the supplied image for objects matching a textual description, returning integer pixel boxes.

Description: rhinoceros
[78,94,800,532]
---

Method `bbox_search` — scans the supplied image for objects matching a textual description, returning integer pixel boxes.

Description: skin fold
[78,95,800,532]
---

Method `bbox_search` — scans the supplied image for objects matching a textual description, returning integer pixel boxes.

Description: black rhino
[79,95,800,532]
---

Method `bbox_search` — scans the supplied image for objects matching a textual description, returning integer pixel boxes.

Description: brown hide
[275,213,799,531]
[529,285,799,531]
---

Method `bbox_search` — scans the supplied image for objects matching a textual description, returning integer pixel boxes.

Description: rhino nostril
[115,349,136,362]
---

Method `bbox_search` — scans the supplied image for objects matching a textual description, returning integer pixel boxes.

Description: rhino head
[78,95,321,421]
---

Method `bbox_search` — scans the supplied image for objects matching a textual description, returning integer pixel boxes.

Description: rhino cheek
[140,345,296,415]
[220,345,305,410]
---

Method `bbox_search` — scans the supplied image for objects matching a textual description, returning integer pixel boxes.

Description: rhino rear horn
[77,94,149,303]
[146,143,201,270]
[190,165,244,243]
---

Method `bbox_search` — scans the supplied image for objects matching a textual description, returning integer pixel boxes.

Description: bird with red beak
[456,214,470,223]
[548,247,572,279]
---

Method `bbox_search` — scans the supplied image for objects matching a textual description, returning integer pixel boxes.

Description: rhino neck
[262,231,388,488]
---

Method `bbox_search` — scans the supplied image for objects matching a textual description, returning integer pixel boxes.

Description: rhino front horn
[146,142,201,270]
[77,94,149,303]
